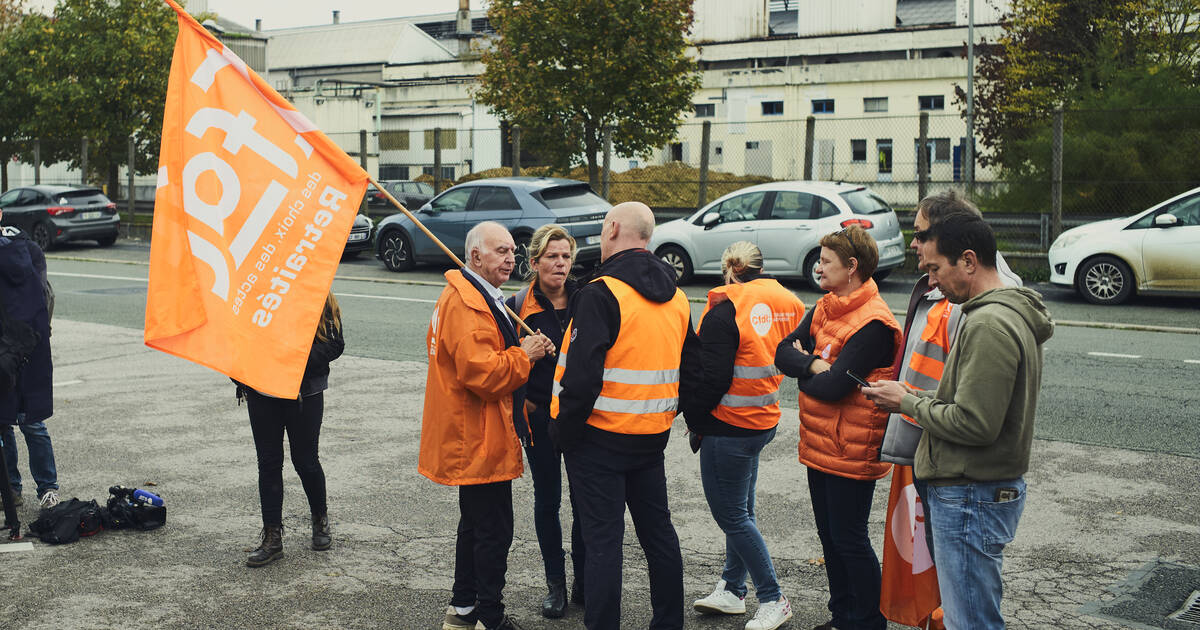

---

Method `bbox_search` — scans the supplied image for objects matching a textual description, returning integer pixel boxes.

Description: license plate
[585,235,600,245]
[81,211,102,220]
[348,232,368,242]
[885,245,901,258]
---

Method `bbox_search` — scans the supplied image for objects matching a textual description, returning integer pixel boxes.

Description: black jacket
[774,309,894,402]
[551,248,701,454]
[235,324,344,401]
[0,230,52,425]
[505,279,577,408]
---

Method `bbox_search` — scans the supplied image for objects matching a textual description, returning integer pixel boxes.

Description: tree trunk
[584,123,600,191]
[107,160,119,201]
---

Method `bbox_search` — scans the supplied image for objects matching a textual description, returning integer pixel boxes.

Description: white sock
[453,605,474,616]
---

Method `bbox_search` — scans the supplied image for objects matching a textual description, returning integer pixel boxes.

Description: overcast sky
[26,0,487,30]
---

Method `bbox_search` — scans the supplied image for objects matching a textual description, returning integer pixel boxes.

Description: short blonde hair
[524,224,577,281]
[721,241,763,284]
[819,225,879,281]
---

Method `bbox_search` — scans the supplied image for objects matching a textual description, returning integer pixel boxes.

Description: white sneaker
[745,595,793,630]
[693,579,746,615]
[38,490,60,509]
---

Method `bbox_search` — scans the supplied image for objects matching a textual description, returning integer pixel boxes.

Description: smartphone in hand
[845,370,870,388]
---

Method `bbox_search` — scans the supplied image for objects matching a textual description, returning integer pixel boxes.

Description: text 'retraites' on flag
[145,0,368,398]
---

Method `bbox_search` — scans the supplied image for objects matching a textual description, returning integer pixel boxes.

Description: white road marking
[54,380,83,387]
[337,292,436,304]
[49,271,147,282]
[1088,352,1142,359]
[0,542,35,553]
[1186,360,1200,365]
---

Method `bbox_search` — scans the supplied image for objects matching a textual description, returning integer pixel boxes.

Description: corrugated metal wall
[797,0,896,36]
[691,0,768,43]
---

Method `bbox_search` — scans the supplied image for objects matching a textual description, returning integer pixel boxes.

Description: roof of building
[896,0,957,27]
[267,19,456,69]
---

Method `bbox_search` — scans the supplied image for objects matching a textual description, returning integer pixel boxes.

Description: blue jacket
[0,231,53,424]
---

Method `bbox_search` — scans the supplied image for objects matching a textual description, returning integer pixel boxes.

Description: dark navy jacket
[0,231,53,424]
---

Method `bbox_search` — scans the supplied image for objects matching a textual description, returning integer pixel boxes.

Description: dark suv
[0,185,121,250]
[367,180,435,210]
[374,177,610,277]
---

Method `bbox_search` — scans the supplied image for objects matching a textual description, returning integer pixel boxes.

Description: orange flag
[145,0,368,398]
[880,465,942,628]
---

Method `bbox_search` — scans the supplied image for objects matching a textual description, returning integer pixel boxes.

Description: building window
[918,95,945,111]
[422,165,456,180]
[877,139,893,174]
[379,130,410,151]
[670,143,683,162]
[851,139,867,162]
[761,101,784,116]
[812,99,834,114]
[863,97,888,113]
[379,165,410,180]
[424,128,458,150]
[746,141,760,150]
[694,103,715,117]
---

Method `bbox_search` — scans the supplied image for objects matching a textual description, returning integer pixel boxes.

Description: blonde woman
[505,224,585,617]
[238,292,344,567]
[686,241,805,630]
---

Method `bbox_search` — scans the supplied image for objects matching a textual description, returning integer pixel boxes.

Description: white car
[1048,186,1200,305]
[648,181,906,289]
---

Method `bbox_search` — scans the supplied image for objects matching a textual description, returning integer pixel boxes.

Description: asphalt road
[45,239,1200,459]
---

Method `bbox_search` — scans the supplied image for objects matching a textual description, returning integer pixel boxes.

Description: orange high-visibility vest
[551,276,691,434]
[700,278,805,430]
[899,300,953,426]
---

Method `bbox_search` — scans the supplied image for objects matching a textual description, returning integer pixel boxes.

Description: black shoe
[311,512,331,551]
[542,578,567,618]
[246,525,284,567]
[474,616,524,630]
[570,579,584,606]
[812,623,840,630]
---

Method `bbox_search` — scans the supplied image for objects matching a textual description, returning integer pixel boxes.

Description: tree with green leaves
[475,0,701,190]
[0,0,176,196]
[967,0,1200,215]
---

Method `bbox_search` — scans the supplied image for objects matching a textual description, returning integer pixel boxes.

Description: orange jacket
[700,278,806,430]
[418,270,532,486]
[798,280,902,480]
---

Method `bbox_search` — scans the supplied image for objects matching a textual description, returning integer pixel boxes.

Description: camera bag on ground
[105,486,166,531]
[28,498,104,544]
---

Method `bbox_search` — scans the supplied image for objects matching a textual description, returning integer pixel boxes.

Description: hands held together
[520,330,557,361]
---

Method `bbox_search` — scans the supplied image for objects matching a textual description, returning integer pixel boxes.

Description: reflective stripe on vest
[550,276,691,435]
[700,278,805,430]
[901,299,953,419]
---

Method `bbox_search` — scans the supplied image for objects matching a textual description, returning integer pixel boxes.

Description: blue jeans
[807,468,886,630]
[927,478,1026,630]
[523,405,585,584]
[1,420,59,496]
[698,428,782,603]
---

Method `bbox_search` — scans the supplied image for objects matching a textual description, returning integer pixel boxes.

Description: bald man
[550,202,700,630]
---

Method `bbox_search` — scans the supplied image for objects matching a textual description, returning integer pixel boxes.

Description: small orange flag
[145,0,367,398]
[880,465,942,628]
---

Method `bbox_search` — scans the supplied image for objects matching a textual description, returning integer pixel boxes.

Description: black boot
[246,525,284,567]
[542,577,567,618]
[570,579,584,606]
[311,513,331,551]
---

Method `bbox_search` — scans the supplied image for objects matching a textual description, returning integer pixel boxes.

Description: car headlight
[365,216,374,229]
[1051,232,1085,251]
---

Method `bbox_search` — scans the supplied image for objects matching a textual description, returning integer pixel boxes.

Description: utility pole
[966,0,975,194]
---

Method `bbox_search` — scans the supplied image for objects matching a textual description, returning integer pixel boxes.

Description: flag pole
[367,176,539,338]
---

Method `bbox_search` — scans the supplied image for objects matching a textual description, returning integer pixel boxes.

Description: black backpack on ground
[104,492,166,531]
[28,499,104,544]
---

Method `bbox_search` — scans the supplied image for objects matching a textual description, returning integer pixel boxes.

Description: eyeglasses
[912,228,932,242]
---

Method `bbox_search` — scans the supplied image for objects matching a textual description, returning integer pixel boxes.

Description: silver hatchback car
[648,181,905,289]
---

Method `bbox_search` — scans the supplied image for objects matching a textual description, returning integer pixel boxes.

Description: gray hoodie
[900,286,1054,485]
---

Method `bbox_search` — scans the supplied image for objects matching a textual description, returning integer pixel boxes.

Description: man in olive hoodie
[864,214,1053,630]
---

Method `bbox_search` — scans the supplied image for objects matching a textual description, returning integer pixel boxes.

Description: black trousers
[451,480,514,628]
[565,443,684,630]
[246,391,327,527]
[807,467,887,630]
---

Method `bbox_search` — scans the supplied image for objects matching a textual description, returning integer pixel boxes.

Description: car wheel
[32,222,53,251]
[803,250,822,291]
[378,230,415,272]
[97,234,117,247]
[657,245,693,285]
[513,233,532,282]
[1077,255,1134,305]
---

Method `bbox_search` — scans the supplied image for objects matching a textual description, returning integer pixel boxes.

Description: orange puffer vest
[798,279,902,480]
